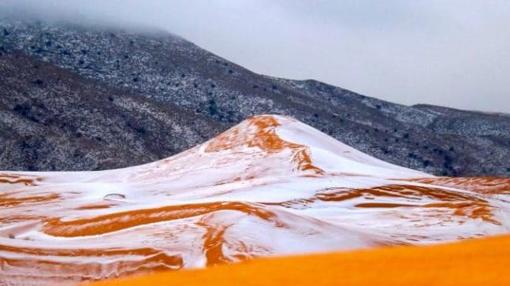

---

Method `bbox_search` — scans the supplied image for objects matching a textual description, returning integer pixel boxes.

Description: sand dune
[90,234,510,286]
[1,115,509,285]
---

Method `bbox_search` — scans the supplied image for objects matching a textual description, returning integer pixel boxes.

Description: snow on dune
[1,115,509,285]
[90,234,510,286]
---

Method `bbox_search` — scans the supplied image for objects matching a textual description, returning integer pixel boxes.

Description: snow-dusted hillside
[1,115,509,285]
[2,20,510,176]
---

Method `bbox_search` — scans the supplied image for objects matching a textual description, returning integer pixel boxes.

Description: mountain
[1,19,510,176]
[1,115,509,285]
[0,51,223,171]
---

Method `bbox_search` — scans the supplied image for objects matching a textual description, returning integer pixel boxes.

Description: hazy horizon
[1,0,509,113]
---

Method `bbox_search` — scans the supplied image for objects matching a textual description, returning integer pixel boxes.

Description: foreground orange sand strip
[90,234,510,286]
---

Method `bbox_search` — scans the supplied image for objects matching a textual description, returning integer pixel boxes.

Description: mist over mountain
[2,0,510,113]
[1,18,509,176]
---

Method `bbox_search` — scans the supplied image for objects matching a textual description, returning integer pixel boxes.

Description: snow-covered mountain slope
[1,115,509,285]
[2,20,510,176]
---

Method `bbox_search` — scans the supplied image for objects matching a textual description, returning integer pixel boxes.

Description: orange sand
[89,234,510,286]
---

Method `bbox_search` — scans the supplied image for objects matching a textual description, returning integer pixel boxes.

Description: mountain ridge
[1,19,509,176]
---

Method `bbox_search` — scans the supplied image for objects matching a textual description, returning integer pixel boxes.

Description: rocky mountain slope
[1,115,509,285]
[1,19,509,176]
[0,51,223,170]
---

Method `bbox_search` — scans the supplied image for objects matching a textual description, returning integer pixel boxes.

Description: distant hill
[1,19,509,176]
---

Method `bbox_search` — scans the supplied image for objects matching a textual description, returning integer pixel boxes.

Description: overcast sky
[2,0,510,113]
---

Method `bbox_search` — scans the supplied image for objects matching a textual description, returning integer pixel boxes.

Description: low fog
[1,0,509,113]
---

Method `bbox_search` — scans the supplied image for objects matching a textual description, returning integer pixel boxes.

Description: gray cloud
[1,0,509,113]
